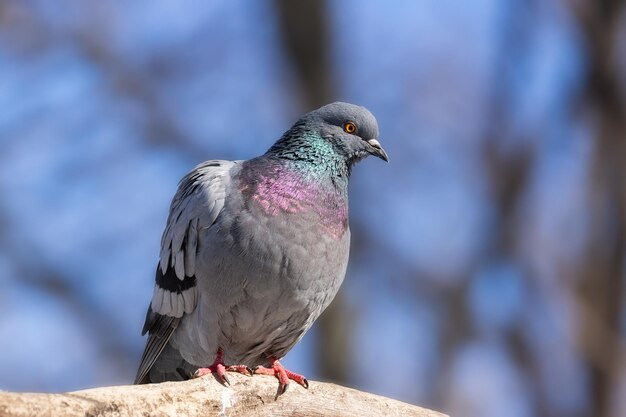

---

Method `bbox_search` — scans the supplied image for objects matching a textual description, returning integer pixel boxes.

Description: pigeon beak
[366,139,389,162]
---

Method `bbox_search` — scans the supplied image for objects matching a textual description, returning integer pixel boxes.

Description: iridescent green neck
[266,123,350,189]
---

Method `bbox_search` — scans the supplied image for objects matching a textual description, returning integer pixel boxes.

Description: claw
[220,369,231,386]
[254,358,308,397]
[225,365,254,376]
[193,367,213,378]
[194,349,250,386]
[276,382,288,399]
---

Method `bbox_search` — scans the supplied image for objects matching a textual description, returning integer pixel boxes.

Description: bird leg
[254,357,309,396]
[193,348,252,386]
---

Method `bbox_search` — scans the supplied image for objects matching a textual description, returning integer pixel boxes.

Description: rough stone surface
[0,374,447,417]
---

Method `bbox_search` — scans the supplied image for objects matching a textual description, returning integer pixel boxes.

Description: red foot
[193,348,252,386]
[254,357,309,396]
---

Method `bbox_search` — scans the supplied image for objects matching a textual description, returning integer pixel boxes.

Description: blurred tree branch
[273,0,352,385]
[0,0,211,160]
[273,0,332,108]
[568,2,626,417]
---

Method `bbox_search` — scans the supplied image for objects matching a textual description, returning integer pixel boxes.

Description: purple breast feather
[247,168,348,237]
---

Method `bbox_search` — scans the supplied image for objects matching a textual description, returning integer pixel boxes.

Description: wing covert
[134,160,237,384]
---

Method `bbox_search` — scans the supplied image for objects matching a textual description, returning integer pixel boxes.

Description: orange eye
[343,122,357,134]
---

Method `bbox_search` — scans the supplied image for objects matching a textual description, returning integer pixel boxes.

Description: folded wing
[134,160,237,384]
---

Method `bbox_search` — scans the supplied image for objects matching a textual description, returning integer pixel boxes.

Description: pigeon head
[303,102,388,163]
[267,102,388,169]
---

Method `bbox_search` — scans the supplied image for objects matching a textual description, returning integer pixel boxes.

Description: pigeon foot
[254,358,309,396]
[193,348,252,386]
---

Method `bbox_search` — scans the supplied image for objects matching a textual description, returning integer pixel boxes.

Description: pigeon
[134,102,388,395]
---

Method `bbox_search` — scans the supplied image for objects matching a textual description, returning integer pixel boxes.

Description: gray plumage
[135,102,387,384]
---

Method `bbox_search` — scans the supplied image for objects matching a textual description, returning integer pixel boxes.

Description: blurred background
[0,1,625,416]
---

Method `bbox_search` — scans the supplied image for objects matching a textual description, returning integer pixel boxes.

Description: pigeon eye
[343,122,357,134]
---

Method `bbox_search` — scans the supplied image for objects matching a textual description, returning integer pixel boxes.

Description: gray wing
[134,160,237,384]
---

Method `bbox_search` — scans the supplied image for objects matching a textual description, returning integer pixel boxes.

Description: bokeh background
[1,1,625,416]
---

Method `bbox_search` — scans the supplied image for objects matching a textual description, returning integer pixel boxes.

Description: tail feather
[134,308,180,384]
[136,342,195,384]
